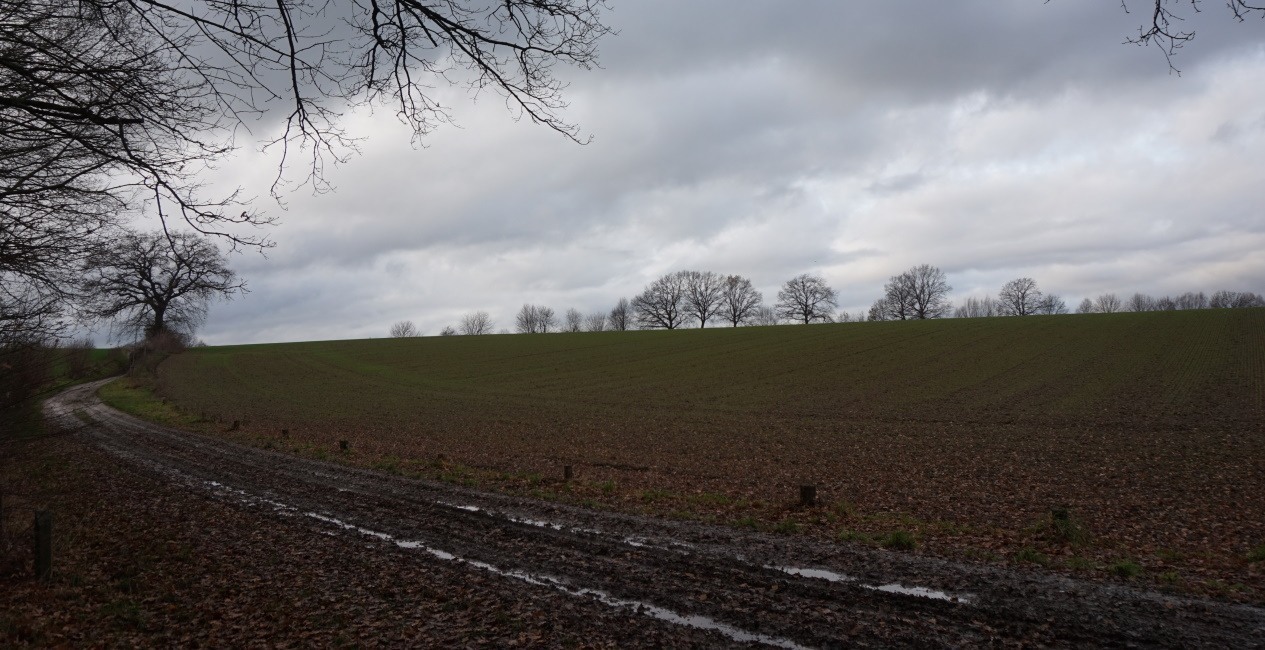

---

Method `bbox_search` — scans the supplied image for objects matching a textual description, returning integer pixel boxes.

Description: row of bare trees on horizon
[389,267,1264,338]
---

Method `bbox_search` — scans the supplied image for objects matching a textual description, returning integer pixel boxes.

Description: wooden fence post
[34,510,52,583]
[564,465,573,481]
[799,485,817,507]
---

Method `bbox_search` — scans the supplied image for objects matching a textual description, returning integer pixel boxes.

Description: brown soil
[2,380,1260,647]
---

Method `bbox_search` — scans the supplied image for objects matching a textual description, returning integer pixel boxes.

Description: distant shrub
[128,328,189,377]
[64,337,94,379]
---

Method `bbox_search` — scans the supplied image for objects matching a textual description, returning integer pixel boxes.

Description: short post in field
[799,484,817,507]
[34,510,52,583]
[281,428,289,438]
[564,465,573,481]
[230,419,240,431]
[339,440,349,451]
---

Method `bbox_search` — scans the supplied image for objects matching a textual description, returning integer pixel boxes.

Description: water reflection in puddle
[308,511,806,648]
[768,565,974,604]
[205,482,804,648]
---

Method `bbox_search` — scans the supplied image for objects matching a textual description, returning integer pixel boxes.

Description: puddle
[307,511,806,648]
[775,567,853,583]
[572,587,806,649]
[507,515,566,530]
[436,501,483,513]
[203,479,962,642]
[769,565,974,605]
[427,500,691,556]
[205,481,806,648]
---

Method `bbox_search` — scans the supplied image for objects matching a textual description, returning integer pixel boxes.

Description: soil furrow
[46,380,1265,647]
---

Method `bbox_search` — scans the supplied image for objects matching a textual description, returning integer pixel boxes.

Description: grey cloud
[194,3,1265,344]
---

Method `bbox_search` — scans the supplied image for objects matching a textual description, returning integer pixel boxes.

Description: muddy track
[45,380,1265,647]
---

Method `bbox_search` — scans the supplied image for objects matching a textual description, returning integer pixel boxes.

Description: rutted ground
[12,380,1263,647]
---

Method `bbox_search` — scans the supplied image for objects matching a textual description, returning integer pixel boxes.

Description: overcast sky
[190,1,1264,345]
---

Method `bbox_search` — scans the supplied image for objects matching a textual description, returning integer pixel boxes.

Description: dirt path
[44,380,1265,647]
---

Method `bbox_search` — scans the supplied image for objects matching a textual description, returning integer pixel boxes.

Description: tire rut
[46,380,1265,648]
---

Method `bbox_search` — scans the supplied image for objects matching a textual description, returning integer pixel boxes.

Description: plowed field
[142,309,1265,601]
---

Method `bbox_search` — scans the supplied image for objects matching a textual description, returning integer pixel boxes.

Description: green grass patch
[640,488,673,503]
[1064,556,1095,571]
[1248,544,1265,563]
[1047,508,1090,546]
[836,529,874,544]
[1015,547,1050,566]
[1110,559,1142,578]
[881,530,916,551]
[690,492,732,506]
[772,520,801,535]
[98,378,201,429]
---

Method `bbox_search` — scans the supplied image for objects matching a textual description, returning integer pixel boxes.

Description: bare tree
[633,272,688,330]
[608,298,631,331]
[776,274,837,324]
[459,311,493,336]
[584,312,607,332]
[876,277,913,321]
[1076,298,1096,314]
[884,265,952,319]
[1095,293,1123,314]
[1,0,611,347]
[1154,296,1177,311]
[1210,290,1265,308]
[515,304,558,333]
[564,308,584,333]
[81,231,243,339]
[750,305,780,326]
[439,325,458,336]
[719,275,763,327]
[1175,291,1209,310]
[1127,293,1156,312]
[953,295,999,318]
[1036,294,1069,315]
[1,0,611,240]
[389,320,419,338]
[515,304,538,334]
[681,270,724,328]
[1123,1,1265,72]
[537,306,559,333]
[998,278,1043,316]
